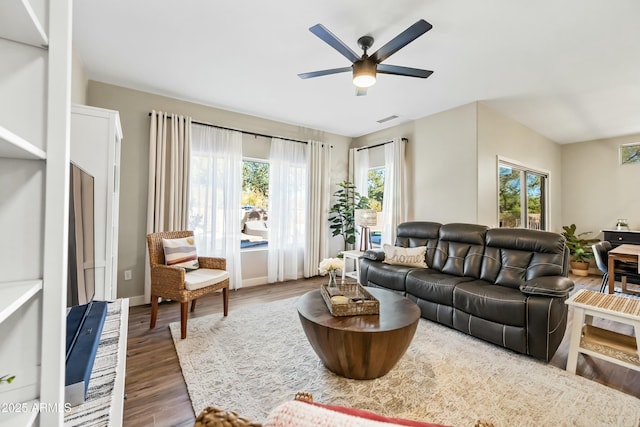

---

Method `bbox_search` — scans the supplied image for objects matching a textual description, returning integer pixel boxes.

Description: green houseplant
[561,224,599,276]
[329,181,369,250]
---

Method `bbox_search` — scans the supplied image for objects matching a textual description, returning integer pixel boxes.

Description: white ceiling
[72,0,640,144]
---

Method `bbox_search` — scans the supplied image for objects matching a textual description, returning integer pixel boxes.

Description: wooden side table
[565,289,640,374]
[341,250,363,284]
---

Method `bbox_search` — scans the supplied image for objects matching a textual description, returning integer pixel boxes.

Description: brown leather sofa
[359,222,574,362]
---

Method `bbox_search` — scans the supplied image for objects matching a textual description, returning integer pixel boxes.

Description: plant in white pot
[561,224,599,276]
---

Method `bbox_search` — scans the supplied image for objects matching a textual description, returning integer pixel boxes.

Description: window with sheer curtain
[189,124,243,289]
[267,138,308,282]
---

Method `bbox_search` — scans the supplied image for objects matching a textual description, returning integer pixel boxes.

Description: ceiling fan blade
[370,19,432,63]
[309,24,360,63]
[377,64,433,78]
[298,67,352,79]
[355,87,368,96]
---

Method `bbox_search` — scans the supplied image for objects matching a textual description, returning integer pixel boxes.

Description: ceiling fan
[298,19,434,96]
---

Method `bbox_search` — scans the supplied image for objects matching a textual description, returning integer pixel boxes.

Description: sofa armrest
[362,248,385,262]
[520,276,574,298]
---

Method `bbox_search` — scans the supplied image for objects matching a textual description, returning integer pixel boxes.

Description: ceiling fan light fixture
[353,60,377,88]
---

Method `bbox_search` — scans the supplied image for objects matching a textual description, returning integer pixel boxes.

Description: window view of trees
[241,160,269,248]
[242,161,269,208]
[367,168,384,212]
[620,143,640,165]
[498,163,546,230]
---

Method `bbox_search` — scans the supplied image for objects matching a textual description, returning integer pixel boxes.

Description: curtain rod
[356,137,408,151]
[149,112,309,145]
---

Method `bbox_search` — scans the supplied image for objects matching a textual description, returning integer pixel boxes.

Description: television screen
[67,163,96,307]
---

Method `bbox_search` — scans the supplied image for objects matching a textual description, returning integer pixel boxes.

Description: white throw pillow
[162,236,200,271]
[382,244,427,268]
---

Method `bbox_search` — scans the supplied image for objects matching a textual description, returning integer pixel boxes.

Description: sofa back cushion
[432,223,488,278]
[481,228,567,289]
[394,222,441,267]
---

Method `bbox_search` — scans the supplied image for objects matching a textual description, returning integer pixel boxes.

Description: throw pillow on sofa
[382,244,427,268]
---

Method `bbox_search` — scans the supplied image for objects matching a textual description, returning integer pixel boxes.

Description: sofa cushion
[362,262,416,292]
[382,244,427,268]
[395,222,441,267]
[481,228,567,288]
[432,223,488,278]
[453,281,527,327]
[406,269,474,306]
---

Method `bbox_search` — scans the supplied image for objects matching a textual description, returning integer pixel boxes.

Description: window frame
[620,142,640,165]
[496,156,550,231]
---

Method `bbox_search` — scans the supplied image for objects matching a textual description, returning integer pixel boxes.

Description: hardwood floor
[122,275,640,427]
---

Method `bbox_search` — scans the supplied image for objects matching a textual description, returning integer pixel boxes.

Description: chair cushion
[163,236,200,271]
[185,268,229,291]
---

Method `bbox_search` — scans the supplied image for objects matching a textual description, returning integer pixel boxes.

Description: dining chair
[146,230,229,339]
[591,241,637,293]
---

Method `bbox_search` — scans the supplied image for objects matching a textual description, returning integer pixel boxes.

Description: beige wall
[477,103,563,232]
[86,81,352,300]
[71,47,88,104]
[352,102,566,231]
[562,133,640,239]
[352,103,478,223]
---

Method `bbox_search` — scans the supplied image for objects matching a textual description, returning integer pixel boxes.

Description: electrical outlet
[124,270,132,281]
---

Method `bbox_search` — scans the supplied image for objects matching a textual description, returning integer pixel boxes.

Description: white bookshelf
[0,281,42,324]
[0,0,48,47]
[0,0,71,426]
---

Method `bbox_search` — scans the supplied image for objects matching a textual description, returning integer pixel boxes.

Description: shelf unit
[0,0,72,426]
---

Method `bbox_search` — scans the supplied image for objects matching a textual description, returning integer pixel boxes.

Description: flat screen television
[65,163,108,405]
[67,163,96,309]
[66,163,97,360]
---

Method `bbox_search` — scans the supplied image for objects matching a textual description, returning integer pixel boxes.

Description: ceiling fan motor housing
[353,59,377,87]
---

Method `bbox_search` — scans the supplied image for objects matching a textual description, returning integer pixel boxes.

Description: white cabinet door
[71,105,122,301]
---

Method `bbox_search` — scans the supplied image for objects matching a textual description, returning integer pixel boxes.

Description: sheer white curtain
[352,148,370,199]
[304,140,331,277]
[145,111,191,303]
[189,124,243,289]
[268,138,308,282]
[381,137,407,245]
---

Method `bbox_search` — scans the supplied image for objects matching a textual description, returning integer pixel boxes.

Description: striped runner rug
[64,299,123,426]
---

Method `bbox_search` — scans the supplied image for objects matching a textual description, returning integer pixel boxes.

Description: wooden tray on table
[320,283,379,316]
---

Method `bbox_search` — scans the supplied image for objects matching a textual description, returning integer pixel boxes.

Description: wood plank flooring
[122,275,640,427]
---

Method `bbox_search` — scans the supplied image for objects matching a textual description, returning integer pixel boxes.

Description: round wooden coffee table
[296,287,420,380]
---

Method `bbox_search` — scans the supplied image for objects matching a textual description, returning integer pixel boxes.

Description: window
[620,142,640,165]
[241,160,269,249]
[498,161,547,230]
[367,167,384,246]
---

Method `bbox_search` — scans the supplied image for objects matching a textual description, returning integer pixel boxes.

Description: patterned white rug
[170,297,640,427]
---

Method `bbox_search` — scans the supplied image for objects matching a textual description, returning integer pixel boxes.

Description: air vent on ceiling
[376,115,399,124]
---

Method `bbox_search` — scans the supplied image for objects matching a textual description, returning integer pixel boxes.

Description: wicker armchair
[147,230,229,339]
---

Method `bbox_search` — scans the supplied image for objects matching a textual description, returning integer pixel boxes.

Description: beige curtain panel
[144,110,192,303]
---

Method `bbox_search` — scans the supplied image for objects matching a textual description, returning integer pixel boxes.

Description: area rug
[170,297,640,426]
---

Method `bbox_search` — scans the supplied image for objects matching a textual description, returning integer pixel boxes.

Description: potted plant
[561,224,599,276]
[328,181,369,250]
